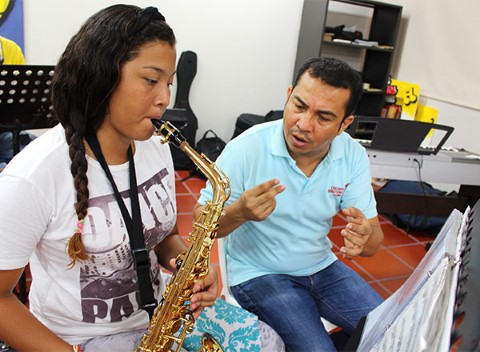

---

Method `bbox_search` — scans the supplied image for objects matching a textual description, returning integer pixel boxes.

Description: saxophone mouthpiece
[152,119,186,148]
[152,118,163,129]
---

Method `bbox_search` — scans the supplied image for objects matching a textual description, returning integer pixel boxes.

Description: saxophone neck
[182,143,230,204]
[153,120,230,203]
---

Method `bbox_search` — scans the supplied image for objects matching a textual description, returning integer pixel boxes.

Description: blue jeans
[231,260,383,352]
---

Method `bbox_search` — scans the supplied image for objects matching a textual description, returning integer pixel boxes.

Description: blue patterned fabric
[183,298,260,352]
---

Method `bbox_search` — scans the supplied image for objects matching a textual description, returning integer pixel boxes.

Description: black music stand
[0,65,57,155]
[0,65,56,304]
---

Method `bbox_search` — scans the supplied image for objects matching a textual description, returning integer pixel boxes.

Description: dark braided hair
[50,5,176,266]
[293,57,363,119]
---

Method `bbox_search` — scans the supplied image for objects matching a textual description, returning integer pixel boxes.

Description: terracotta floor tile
[177,213,194,236]
[378,276,410,296]
[332,214,348,228]
[378,214,391,223]
[176,194,198,213]
[353,249,413,280]
[183,177,207,195]
[388,244,428,270]
[210,241,219,265]
[175,170,191,180]
[328,229,343,250]
[381,223,417,246]
[175,180,189,194]
[407,230,437,243]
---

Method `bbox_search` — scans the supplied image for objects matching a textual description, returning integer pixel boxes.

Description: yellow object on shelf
[415,105,438,124]
[390,79,420,120]
[415,105,439,140]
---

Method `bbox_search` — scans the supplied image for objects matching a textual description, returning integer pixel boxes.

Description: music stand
[0,65,57,155]
[0,65,56,304]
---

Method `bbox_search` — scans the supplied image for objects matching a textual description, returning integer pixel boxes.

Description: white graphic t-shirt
[0,124,176,344]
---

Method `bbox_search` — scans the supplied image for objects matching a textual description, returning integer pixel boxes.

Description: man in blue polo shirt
[195,57,384,351]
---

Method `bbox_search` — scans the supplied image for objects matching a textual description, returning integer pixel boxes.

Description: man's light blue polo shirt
[198,119,377,286]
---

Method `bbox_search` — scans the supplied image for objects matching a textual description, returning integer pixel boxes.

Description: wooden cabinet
[294,0,402,116]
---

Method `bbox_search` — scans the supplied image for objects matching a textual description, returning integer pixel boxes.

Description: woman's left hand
[190,266,218,319]
[169,259,219,319]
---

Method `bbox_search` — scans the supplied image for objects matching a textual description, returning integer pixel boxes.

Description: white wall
[23,0,302,142]
[391,0,480,154]
[23,0,480,153]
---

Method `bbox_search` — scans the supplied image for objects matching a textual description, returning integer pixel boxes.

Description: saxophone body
[137,120,230,352]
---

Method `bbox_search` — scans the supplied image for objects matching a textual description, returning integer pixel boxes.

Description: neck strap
[85,134,157,317]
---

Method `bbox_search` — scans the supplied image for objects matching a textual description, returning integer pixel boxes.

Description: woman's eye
[145,78,158,85]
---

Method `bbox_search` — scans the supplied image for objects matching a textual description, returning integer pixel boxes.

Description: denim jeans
[231,260,383,352]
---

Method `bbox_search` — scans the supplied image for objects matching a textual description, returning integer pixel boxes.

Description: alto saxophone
[137,120,230,352]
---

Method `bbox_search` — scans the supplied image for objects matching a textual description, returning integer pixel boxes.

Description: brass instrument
[137,120,230,352]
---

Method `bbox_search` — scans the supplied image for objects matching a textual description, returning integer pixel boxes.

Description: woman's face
[101,40,176,146]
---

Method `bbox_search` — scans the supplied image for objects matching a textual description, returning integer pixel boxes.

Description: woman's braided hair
[50,5,176,266]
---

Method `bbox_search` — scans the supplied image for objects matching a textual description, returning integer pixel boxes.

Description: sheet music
[357,209,466,351]
[369,258,449,352]
[437,207,470,351]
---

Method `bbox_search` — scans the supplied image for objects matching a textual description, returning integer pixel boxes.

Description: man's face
[283,73,354,163]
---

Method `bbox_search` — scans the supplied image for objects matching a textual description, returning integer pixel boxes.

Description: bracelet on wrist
[72,345,83,352]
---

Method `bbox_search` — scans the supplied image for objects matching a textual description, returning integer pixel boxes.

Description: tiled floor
[175,170,435,301]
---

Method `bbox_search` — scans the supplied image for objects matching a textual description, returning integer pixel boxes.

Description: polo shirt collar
[270,120,290,158]
[329,133,346,161]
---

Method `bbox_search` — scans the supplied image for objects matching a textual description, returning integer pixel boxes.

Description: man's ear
[286,85,293,101]
[338,114,354,134]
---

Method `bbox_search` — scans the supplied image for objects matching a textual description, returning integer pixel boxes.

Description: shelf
[332,0,400,10]
[323,40,394,52]
[294,0,402,116]
[363,89,384,95]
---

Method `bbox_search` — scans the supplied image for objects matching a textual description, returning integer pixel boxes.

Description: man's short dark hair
[293,57,363,117]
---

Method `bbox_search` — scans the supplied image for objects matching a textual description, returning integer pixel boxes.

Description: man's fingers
[257,183,285,203]
[342,207,364,220]
[250,179,284,196]
[255,199,277,218]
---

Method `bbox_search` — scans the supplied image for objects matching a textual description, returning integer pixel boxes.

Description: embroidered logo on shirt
[328,183,349,197]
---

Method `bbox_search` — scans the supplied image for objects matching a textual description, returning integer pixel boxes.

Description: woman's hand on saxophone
[189,265,219,319]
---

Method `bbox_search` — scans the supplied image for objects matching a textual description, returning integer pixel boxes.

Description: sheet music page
[369,258,449,352]
[357,209,464,352]
[437,206,471,351]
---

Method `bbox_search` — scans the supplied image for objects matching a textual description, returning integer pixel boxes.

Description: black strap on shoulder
[86,134,157,318]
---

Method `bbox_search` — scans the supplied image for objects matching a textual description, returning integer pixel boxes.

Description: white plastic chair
[217,237,338,333]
